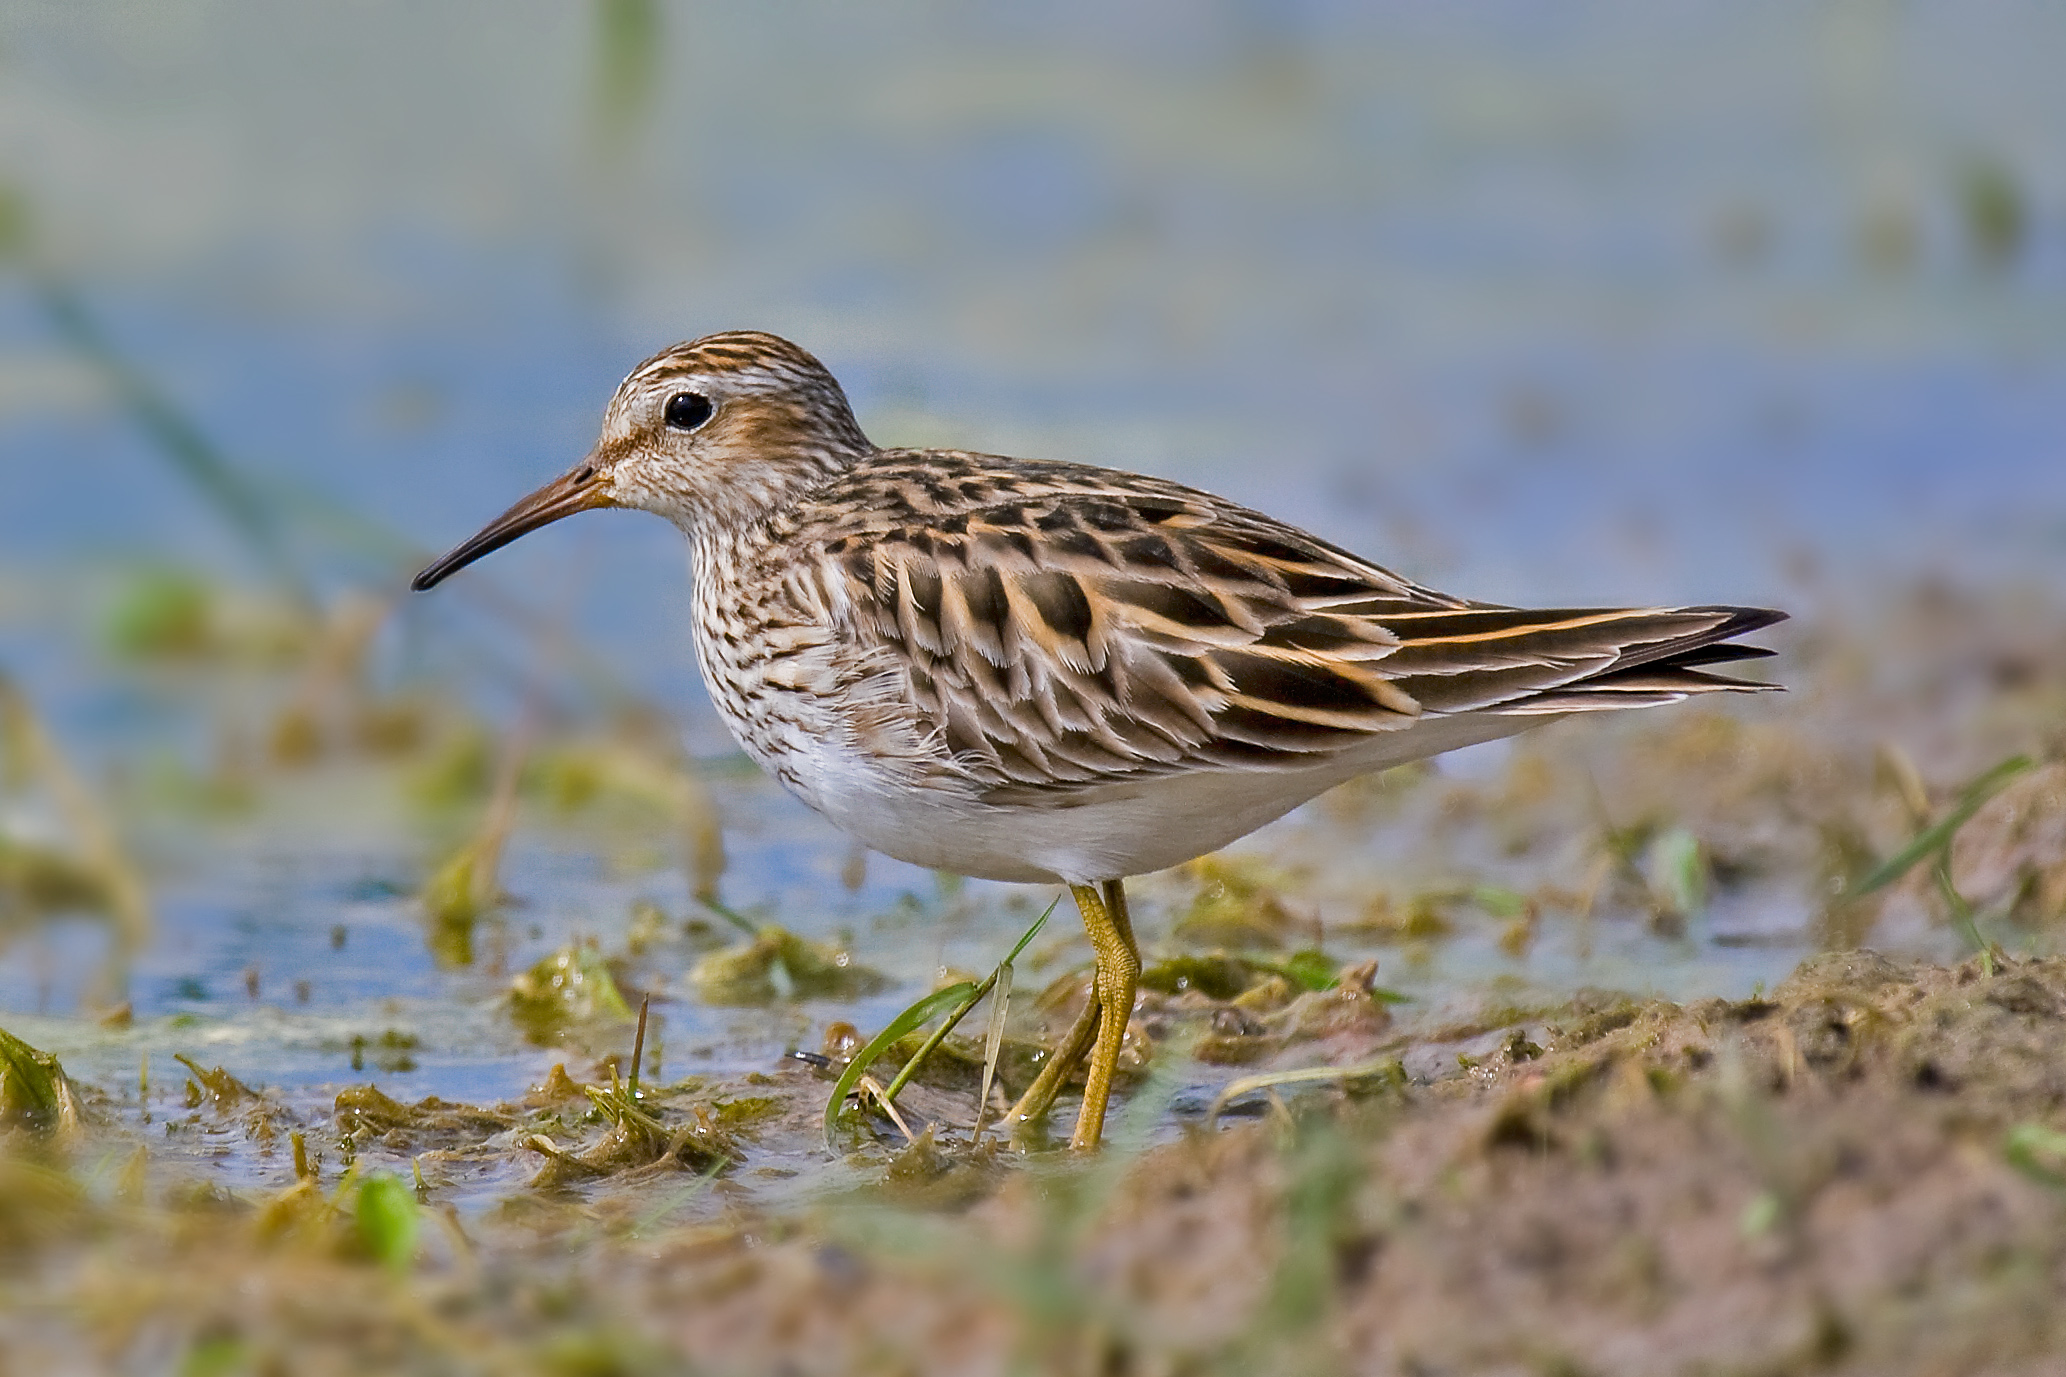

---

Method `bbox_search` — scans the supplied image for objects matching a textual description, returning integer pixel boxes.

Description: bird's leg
[1005,969,1101,1133]
[1004,882,1144,1147]
[1070,878,1141,1152]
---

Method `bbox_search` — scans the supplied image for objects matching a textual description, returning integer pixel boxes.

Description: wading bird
[414,331,1783,1150]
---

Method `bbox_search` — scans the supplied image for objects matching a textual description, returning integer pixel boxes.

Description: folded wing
[815,454,1783,799]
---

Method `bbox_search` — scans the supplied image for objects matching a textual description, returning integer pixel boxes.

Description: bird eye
[665,391,713,431]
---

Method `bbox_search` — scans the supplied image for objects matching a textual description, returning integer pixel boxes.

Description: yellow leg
[1005,977,1101,1134]
[1070,879,1141,1152]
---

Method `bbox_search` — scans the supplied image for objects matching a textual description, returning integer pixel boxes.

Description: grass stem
[629,995,650,1095]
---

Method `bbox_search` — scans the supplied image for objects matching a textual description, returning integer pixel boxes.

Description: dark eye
[665,391,713,431]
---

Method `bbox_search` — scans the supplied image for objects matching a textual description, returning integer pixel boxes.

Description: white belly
[787,710,1559,885]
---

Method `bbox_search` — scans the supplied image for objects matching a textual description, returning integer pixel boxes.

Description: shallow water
[1,2,2062,1210]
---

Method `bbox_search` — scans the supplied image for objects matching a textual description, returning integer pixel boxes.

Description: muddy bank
[607,950,2066,1377]
[7,947,2066,1375]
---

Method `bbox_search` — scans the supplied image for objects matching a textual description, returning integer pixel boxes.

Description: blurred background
[1,0,2062,1144]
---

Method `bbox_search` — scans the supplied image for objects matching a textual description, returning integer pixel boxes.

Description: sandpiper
[414,330,1784,1150]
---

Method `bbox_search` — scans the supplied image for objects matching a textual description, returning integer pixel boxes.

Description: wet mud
[8,948,2066,1374]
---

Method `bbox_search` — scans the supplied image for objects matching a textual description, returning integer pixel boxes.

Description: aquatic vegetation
[100,569,313,668]
[1643,824,1708,922]
[1172,854,1318,949]
[2004,1122,2066,1193]
[352,1171,419,1273]
[405,726,496,811]
[420,722,527,938]
[508,943,636,1042]
[824,981,982,1146]
[688,923,888,1006]
[1848,753,2036,902]
[0,834,113,924]
[1340,889,1458,943]
[1136,951,1263,1000]
[1206,1057,1408,1127]
[1137,948,1353,1000]
[1956,155,2029,268]
[0,1025,83,1139]
[174,1053,253,1109]
[418,726,731,976]
[1843,752,2042,973]
[0,673,152,970]
[332,1083,517,1142]
[103,569,213,660]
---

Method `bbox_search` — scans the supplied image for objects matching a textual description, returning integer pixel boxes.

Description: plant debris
[0,1026,84,1140]
[689,925,888,1005]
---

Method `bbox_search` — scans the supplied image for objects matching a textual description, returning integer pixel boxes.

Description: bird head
[412,330,870,591]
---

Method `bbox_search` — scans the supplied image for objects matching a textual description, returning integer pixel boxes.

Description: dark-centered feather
[786,451,1784,799]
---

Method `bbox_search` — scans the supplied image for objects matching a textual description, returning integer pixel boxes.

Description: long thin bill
[411,464,615,591]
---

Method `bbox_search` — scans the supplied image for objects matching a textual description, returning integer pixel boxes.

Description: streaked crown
[598,331,875,531]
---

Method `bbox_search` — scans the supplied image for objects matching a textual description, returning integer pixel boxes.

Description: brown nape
[722,394,868,460]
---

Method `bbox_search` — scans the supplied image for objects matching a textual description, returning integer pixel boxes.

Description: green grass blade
[973,959,1014,1146]
[880,892,1062,1108]
[879,984,986,1105]
[875,895,1066,1106]
[1850,753,2035,898]
[823,980,979,1149]
[698,896,764,939]
[880,893,1061,1106]
[0,1026,73,1134]
[1003,895,1060,966]
[820,895,1061,1150]
[1934,857,1995,977]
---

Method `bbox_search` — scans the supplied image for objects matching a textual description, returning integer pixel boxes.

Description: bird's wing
[813,454,1782,800]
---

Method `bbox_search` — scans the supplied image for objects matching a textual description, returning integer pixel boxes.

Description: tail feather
[1654,642,1778,669]
[1371,604,1786,716]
